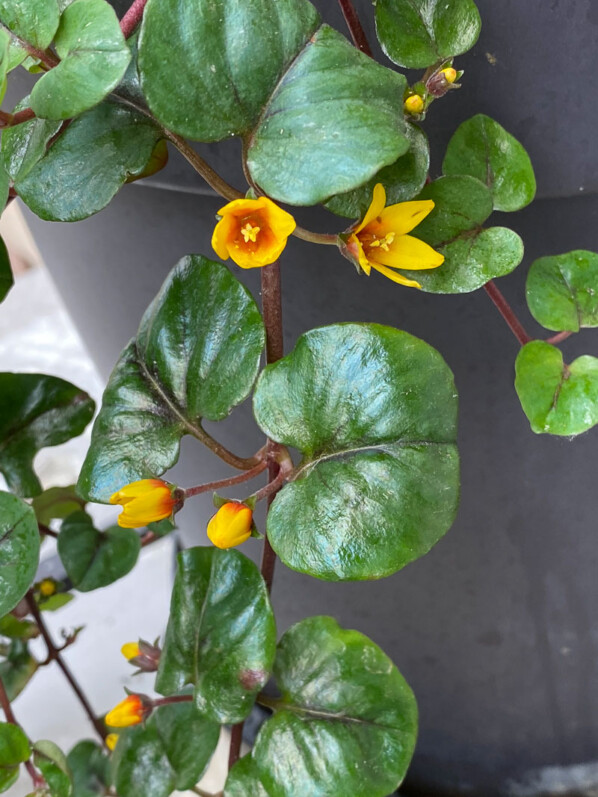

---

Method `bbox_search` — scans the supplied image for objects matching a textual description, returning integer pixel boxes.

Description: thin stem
[228,723,245,770]
[120,0,149,38]
[38,523,58,539]
[484,280,531,346]
[26,594,107,740]
[184,458,268,498]
[151,695,193,708]
[251,465,291,503]
[546,330,573,345]
[337,0,373,56]
[196,423,265,471]
[163,130,243,201]
[293,226,338,246]
[0,674,46,789]
[0,107,36,129]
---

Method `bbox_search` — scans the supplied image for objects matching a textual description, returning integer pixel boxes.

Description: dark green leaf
[0,615,38,640]
[0,493,40,616]
[375,0,481,68]
[325,123,429,219]
[0,722,31,767]
[443,114,536,211]
[0,159,9,212]
[225,755,269,797]
[156,547,276,724]
[412,175,492,245]
[112,702,219,797]
[226,616,417,797]
[78,257,265,502]
[0,765,18,792]
[515,341,598,436]
[526,250,598,332]
[33,741,72,797]
[8,100,163,222]
[0,0,60,70]
[1,99,62,183]
[0,237,12,304]
[66,741,111,797]
[58,511,140,592]
[0,373,95,497]
[32,485,86,526]
[0,640,38,700]
[30,0,130,120]
[253,324,459,581]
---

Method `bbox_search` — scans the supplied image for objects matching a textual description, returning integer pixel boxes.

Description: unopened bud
[105,694,151,728]
[427,66,460,97]
[121,639,161,672]
[106,734,119,751]
[404,94,424,115]
[207,502,253,549]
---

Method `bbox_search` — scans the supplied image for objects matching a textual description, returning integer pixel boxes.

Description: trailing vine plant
[0,0,595,795]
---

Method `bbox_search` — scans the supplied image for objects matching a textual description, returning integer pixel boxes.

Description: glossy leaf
[375,0,481,68]
[526,250,598,332]
[58,511,140,592]
[412,175,492,244]
[33,741,72,797]
[325,124,429,219]
[1,99,62,184]
[0,493,40,617]
[78,257,265,502]
[226,616,418,797]
[515,341,598,436]
[67,741,111,797]
[0,157,9,211]
[0,722,31,767]
[443,114,536,212]
[0,640,38,700]
[30,0,130,120]
[0,373,95,497]
[0,0,60,70]
[253,324,459,581]
[112,702,219,797]
[0,237,12,305]
[8,100,163,222]
[225,756,269,797]
[32,485,86,526]
[156,547,276,724]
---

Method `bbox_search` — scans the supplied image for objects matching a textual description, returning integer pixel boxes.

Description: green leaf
[112,702,219,797]
[30,0,130,120]
[515,341,598,436]
[33,741,72,797]
[0,0,60,71]
[375,0,481,68]
[32,486,86,526]
[156,547,276,724]
[443,114,536,212]
[0,615,38,640]
[0,237,12,305]
[0,766,18,792]
[253,324,459,581]
[325,123,429,219]
[78,257,265,502]
[139,1,408,205]
[58,511,140,592]
[66,741,110,797]
[0,722,31,767]
[0,373,95,497]
[412,175,492,245]
[525,250,598,332]
[6,100,163,222]
[0,640,38,700]
[0,160,9,214]
[1,99,62,184]
[226,616,417,797]
[38,592,74,612]
[0,493,40,616]
[225,756,269,797]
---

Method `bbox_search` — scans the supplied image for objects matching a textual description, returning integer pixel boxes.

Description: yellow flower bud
[404,94,425,115]
[207,502,253,549]
[109,479,178,528]
[121,642,141,661]
[440,66,457,84]
[105,695,147,728]
[39,578,57,598]
[106,734,119,751]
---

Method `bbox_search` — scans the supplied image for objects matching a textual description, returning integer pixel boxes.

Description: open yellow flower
[212,196,296,269]
[207,502,253,549]
[105,695,148,728]
[345,183,444,289]
[109,479,178,528]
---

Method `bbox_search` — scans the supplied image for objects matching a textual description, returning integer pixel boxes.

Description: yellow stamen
[368,232,395,252]
[240,222,260,243]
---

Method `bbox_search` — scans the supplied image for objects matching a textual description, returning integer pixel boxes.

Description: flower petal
[109,479,167,505]
[368,234,444,270]
[355,183,386,233]
[370,262,422,289]
[379,199,436,235]
[347,234,371,275]
[211,213,236,261]
[260,197,296,238]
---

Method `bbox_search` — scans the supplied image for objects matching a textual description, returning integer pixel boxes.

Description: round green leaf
[33,741,72,797]
[66,741,111,797]
[0,373,95,497]
[58,511,140,592]
[526,250,598,332]
[0,494,40,617]
[412,175,492,245]
[324,123,429,219]
[225,756,269,797]
[226,616,418,797]
[0,765,18,792]
[32,486,85,527]
[0,0,60,70]
[78,257,265,502]
[156,547,276,724]
[0,640,39,701]
[30,0,130,120]
[515,341,598,437]
[253,324,459,581]
[2,99,62,184]
[0,722,31,767]
[112,702,219,797]
[0,237,12,305]
[443,114,536,212]
[375,0,481,68]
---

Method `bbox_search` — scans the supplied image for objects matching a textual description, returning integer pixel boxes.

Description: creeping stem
[337,0,374,56]
[120,0,149,38]
[484,280,531,346]
[184,459,268,498]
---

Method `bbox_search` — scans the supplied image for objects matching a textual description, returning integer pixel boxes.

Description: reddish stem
[184,459,268,498]
[484,280,531,346]
[120,0,149,38]
[546,330,573,345]
[151,695,193,708]
[338,0,373,56]
[0,107,36,129]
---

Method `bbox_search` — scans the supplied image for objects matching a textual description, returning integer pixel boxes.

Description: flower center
[240,222,261,243]
[365,232,395,252]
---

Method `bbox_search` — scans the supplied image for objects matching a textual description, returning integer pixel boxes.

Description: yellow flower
[345,183,444,289]
[105,695,147,728]
[106,734,119,751]
[121,642,141,661]
[39,578,57,598]
[212,196,296,269]
[207,502,253,549]
[440,66,457,84]
[404,94,424,115]
[109,479,178,528]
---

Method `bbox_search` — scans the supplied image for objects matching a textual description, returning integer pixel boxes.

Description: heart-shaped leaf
[156,547,276,724]
[325,123,429,219]
[58,511,141,592]
[0,722,31,767]
[0,493,40,617]
[225,616,418,797]
[0,237,12,305]
[0,640,38,701]
[375,0,481,68]
[78,257,265,502]
[526,250,598,332]
[443,114,536,212]
[66,741,111,797]
[253,324,459,581]
[33,741,72,797]
[111,701,219,797]
[412,174,492,244]
[0,0,60,70]
[0,373,95,497]
[32,486,85,526]
[515,341,598,436]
